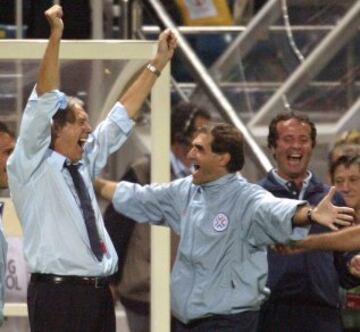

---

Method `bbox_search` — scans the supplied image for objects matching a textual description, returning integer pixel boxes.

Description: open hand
[313,187,354,231]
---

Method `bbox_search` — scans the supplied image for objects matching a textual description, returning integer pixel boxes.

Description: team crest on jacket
[212,213,229,232]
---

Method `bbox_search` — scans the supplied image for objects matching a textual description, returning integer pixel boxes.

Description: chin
[192,177,208,185]
[69,155,82,163]
[192,177,201,185]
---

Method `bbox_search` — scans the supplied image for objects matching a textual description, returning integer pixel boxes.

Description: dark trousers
[257,301,343,332]
[174,311,259,332]
[27,277,115,332]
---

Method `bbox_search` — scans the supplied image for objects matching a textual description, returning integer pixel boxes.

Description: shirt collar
[200,173,238,189]
[47,149,83,170]
[271,169,312,196]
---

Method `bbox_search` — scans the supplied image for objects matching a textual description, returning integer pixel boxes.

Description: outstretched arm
[292,187,354,230]
[36,5,64,96]
[120,29,177,118]
[295,225,360,252]
[94,177,118,202]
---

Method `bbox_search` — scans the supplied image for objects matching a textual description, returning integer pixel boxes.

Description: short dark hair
[330,154,360,183]
[0,121,15,138]
[198,123,244,172]
[50,96,85,149]
[171,101,211,145]
[267,112,317,149]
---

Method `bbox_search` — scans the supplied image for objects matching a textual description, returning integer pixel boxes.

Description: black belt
[31,273,109,288]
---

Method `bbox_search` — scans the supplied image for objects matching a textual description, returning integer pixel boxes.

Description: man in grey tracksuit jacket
[95,123,354,332]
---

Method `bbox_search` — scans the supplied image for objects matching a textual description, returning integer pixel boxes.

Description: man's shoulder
[257,171,278,189]
[307,176,344,205]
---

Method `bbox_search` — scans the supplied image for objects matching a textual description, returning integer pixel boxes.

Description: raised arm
[292,187,354,230]
[36,5,64,96]
[119,29,177,119]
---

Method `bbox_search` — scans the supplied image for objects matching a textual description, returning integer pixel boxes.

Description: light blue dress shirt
[112,173,309,323]
[8,87,134,276]
[0,206,7,325]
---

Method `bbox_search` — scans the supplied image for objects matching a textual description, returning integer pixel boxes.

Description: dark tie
[65,163,103,261]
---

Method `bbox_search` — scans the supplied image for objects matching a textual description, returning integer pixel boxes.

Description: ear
[219,152,231,167]
[270,146,276,159]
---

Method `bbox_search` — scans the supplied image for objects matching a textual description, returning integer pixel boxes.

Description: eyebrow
[193,143,205,151]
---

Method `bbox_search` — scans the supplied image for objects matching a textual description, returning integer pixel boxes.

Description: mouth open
[287,154,302,163]
[190,164,200,177]
[192,164,200,174]
[78,138,87,150]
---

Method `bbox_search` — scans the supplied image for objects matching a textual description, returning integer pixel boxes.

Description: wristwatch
[146,63,161,77]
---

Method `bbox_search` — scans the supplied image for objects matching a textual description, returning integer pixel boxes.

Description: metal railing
[248,0,360,132]
[140,0,273,173]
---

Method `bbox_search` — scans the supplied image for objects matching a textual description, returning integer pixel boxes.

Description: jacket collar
[264,170,324,196]
[200,173,238,189]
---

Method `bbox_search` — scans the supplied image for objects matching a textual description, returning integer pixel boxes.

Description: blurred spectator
[0,122,13,327]
[330,155,360,224]
[0,121,29,332]
[328,130,360,165]
[0,122,14,192]
[103,102,211,332]
[330,153,360,332]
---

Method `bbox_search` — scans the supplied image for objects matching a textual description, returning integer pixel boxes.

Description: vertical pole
[151,62,171,332]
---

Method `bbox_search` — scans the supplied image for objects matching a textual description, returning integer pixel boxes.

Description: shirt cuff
[289,225,311,241]
[107,102,135,134]
[29,85,67,110]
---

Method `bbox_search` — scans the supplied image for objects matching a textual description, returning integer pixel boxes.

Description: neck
[276,170,308,189]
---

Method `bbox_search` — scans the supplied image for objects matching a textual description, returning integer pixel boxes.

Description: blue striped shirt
[8,88,134,276]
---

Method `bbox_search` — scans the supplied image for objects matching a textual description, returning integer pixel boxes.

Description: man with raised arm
[7,4,176,332]
[95,123,354,332]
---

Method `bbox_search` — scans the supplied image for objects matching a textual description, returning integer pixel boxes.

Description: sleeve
[7,87,67,183]
[103,167,139,283]
[112,180,183,231]
[245,188,309,247]
[83,102,135,178]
